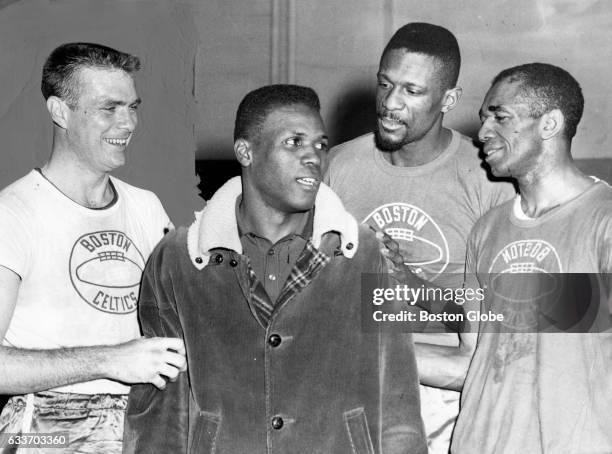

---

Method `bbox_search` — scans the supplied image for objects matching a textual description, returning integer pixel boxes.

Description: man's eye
[285,137,302,147]
[129,105,139,111]
[377,80,391,89]
[495,115,509,122]
[314,142,328,151]
[103,106,116,112]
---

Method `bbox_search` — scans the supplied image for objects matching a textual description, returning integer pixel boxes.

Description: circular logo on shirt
[363,203,449,281]
[69,230,145,314]
[488,239,563,329]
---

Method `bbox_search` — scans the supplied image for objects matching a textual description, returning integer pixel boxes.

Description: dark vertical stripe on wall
[383,0,394,44]
[271,0,296,84]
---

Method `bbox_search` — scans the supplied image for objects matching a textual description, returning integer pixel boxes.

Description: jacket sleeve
[378,256,428,454]
[123,241,190,454]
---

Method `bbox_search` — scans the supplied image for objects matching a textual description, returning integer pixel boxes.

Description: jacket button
[346,242,354,250]
[271,416,283,430]
[195,257,203,264]
[215,254,223,264]
[268,334,281,347]
[229,259,238,267]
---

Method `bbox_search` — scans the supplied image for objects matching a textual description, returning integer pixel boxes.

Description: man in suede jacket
[124,85,426,454]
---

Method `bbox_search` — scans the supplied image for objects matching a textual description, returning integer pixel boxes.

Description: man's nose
[383,86,404,111]
[478,119,494,143]
[302,145,322,168]
[117,107,137,132]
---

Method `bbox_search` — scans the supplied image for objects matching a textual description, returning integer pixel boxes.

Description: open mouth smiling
[104,137,129,146]
[296,177,319,187]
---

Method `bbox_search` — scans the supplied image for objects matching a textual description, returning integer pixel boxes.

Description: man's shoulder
[328,133,375,163]
[0,170,37,195]
[111,176,168,225]
[470,197,514,238]
[584,180,612,216]
[0,170,40,213]
[110,176,159,202]
[154,226,187,252]
[147,225,189,265]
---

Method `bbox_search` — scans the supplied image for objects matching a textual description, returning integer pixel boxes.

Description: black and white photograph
[0,1,611,453]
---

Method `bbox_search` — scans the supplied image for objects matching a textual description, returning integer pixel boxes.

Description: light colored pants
[0,391,127,454]
[420,385,460,454]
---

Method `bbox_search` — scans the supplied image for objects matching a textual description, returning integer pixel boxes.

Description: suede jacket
[124,177,426,454]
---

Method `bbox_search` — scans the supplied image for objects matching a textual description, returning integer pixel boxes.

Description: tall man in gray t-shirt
[325,23,514,453]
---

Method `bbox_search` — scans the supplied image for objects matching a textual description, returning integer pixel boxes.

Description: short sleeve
[138,191,174,254]
[0,199,33,278]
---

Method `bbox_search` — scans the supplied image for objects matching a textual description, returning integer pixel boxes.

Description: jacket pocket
[189,410,221,454]
[343,407,375,454]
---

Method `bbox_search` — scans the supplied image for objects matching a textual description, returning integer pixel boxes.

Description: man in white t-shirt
[0,43,186,453]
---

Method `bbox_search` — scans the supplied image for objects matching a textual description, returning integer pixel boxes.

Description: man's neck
[383,126,451,167]
[517,160,594,218]
[237,197,310,245]
[42,153,114,209]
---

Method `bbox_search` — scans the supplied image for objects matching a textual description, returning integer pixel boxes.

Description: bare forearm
[0,337,186,394]
[0,345,112,394]
[415,341,473,391]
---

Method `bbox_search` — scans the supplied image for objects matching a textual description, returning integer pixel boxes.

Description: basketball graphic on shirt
[363,203,449,281]
[487,239,562,329]
[69,230,145,314]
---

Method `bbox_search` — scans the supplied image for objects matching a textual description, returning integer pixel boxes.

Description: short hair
[41,42,140,107]
[234,84,320,141]
[492,63,584,139]
[382,22,461,89]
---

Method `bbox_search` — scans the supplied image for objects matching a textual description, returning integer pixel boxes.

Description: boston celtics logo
[363,203,449,281]
[69,230,145,314]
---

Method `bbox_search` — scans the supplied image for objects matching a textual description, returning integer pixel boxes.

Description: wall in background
[0,0,201,225]
[192,0,611,161]
[1,0,610,223]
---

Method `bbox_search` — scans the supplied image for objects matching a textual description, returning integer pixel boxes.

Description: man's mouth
[296,177,319,188]
[484,146,503,160]
[378,113,405,132]
[104,137,129,146]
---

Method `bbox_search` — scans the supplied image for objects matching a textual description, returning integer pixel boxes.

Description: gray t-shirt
[325,130,515,454]
[453,181,612,454]
[326,130,514,289]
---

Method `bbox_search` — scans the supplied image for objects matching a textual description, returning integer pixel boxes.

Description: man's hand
[375,230,422,285]
[375,230,404,273]
[103,337,187,390]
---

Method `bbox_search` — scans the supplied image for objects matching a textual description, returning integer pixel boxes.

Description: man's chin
[375,130,405,152]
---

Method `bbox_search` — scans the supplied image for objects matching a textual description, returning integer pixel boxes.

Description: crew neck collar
[373,129,460,177]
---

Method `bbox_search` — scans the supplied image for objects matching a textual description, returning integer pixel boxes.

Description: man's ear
[540,109,564,140]
[234,138,253,167]
[440,86,462,114]
[46,96,70,129]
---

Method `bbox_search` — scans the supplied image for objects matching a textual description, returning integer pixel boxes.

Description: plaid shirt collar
[246,238,333,328]
[187,176,359,270]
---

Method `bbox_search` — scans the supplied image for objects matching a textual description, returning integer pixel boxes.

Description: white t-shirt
[0,170,172,394]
